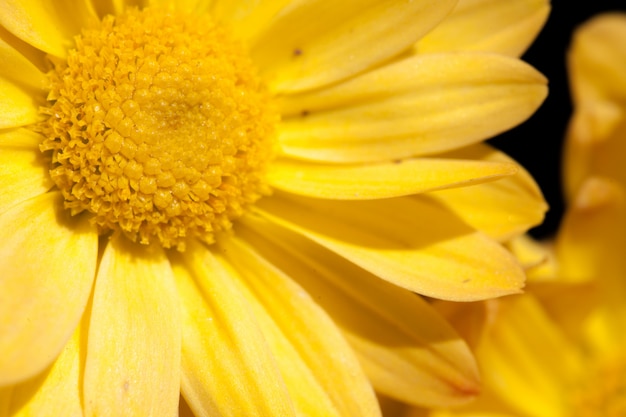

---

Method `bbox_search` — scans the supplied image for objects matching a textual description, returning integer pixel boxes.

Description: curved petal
[83,237,181,417]
[568,13,626,105]
[237,219,482,407]
[252,0,456,93]
[171,243,296,417]
[218,235,381,417]
[146,0,211,13]
[211,0,292,42]
[7,325,83,417]
[478,296,581,417]
[0,192,97,385]
[0,146,53,214]
[267,156,517,199]
[0,0,98,57]
[278,53,547,162]
[428,144,547,241]
[252,192,525,301]
[0,76,41,129]
[415,0,550,57]
[0,27,47,90]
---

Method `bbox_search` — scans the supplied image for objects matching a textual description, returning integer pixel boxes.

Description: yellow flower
[397,178,626,417]
[0,0,548,415]
[385,13,626,417]
[564,13,626,201]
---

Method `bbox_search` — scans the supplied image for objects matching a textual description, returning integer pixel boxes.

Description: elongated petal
[478,295,581,417]
[278,53,547,162]
[237,218,482,407]
[0,0,97,57]
[7,325,83,417]
[218,235,381,417]
[428,145,547,241]
[0,146,53,214]
[171,243,296,417]
[0,76,41,129]
[146,0,211,13]
[0,30,47,89]
[0,192,97,385]
[83,238,181,417]
[568,13,626,105]
[253,192,525,301]
[211,0,292,42]
[267,157,517,199]
[252,0,456,93]
[415,0,550,57]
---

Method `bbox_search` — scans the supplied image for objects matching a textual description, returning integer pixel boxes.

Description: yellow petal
[428,145,547,241]
[7,325,83,417]
[0,127,41,148]
[171,243,296,417]
[0,29,47,90]
[211,0,292,42]
[415,0,550,57]
[0,76,40,129]
[267,157,517,199]
[506,235,558,282]
[0,192,97,385]
[252,0,456,93]
[83,238,181,417]
[568,13,626,105]
[478,295,581,417]
[0,146,53,214]
[237,220,482,408]
[0,0,98,57]
[278,53,547,162]
[252,192,525,301]
[218,235,381,417]
[556,177,626,283]
[146,0,211,13]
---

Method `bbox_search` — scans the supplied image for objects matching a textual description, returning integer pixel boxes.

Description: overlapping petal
[253,192,525,301]
[414,0,550,57]
[252,0,457,92]
[171,243,296,417]
[0,30,46,90]
[278,53,547,162]
[0,146,52,214]
[4,325,83,417]
[83,238,181,417]
[428,145,547,241]
[477,296,582,417]
[0,192,97,385]
[218,236,381,417]
[0,0,98,57]
[268,156,517,200]
[0,76,41,129]
[238,218,482,407]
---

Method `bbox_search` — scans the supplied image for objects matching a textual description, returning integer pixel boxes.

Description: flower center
[569,355,626,417]
[38,8,276,250]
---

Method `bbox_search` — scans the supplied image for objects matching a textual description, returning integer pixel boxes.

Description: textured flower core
[38,8,276,250]
[569,355,626,417]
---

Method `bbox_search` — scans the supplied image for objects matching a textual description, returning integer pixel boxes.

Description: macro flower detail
[0,0,548,415]
[383,11,626,417]
[38,9,276,249]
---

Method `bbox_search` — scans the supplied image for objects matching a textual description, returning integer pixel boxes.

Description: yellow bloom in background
[564,13,626,201]
[384,12,626,417]
[0,0,548,415]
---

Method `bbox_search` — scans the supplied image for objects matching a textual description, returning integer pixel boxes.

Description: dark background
[491,1,626,238]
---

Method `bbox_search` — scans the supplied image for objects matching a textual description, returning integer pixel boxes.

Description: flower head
[0,0,548,415]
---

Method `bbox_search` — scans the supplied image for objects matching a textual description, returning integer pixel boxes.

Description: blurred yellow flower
[386,12,626,417]
[0,0,548,415]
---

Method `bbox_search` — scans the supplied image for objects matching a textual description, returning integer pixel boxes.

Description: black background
[491,0,626,238]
